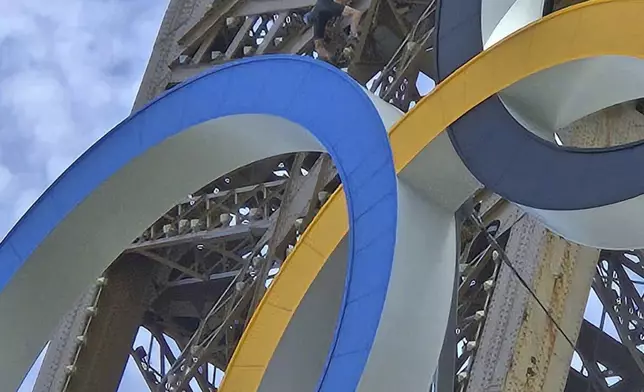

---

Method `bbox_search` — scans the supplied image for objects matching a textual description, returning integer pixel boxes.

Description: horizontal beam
[165,270,241,288]
[136,249,207,280]
[127,220,271,251]
[175,179,287,205]
[169,25,313,83]
[179,0,242,48]
[170,63,215,84]
[231,0,314,16]
[282,26,313,54]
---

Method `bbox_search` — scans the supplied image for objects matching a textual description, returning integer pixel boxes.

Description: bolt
[318,191,329,203]
[294,218,304,230]
[220,213,232,225]
[235,281,246,292]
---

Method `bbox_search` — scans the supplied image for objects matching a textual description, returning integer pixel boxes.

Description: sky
[0,0,169,390]
[0,0,168,239]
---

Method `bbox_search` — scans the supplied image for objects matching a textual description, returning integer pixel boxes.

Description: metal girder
[170,16,312,82]
[572,320,644,391]
[246,152,308,315]
[155,263,257,391]
[133,0,213,108]
[169,63,213,84]
[129,220,270,252]
[427,192,644,392]
[462,203,603,392]
[131,328,217,392]
[157,155,338,390]
[179,0,244,49]
[178,0,313,59]
[169,0,436,94]
[346,0,382,73]
[61,256,159,392]
[592,252,644,378]
[224,15,258,59]
[257,12,289,54]
[281,25,313,53]
[459,196,644,392]
[191,22,224,64]
[246,153,333,317]
[33,282,102,392]
[369,0,436,110]
[232,0,314,16]
[103,165,295,390]
[117,151,336,391]
[136,250,209,281]
[453,205,509,391]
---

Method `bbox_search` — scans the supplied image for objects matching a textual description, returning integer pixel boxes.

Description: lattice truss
[141,0,437,112]
[126,153,338,391]
[448,191,525,392]
[451,194,644,392]
[35,0,644,390]
[567,250,644,391]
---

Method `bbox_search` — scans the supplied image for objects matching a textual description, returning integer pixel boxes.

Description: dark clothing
[310,0,345,39]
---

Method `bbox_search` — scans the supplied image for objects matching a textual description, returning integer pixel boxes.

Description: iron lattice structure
[31,0,644,391]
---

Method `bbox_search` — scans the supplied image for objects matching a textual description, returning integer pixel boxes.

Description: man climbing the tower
[303,0,363,63]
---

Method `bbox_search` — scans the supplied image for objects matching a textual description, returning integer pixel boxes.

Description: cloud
[1,0,169,389]
[0,0,168,240]
[0,165,13,193]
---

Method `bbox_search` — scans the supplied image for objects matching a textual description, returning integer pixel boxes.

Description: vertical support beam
[33,284,100,392]
[347,0,381,75]
[435,258,458,392]
[283,27,314,54]
[466,215,599,392]
[133,0,213,109]
[63,255,158,392]
[383,0,409,35]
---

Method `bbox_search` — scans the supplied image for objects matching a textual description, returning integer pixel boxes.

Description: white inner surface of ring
[481,0,544,49]
[501,56,644,144]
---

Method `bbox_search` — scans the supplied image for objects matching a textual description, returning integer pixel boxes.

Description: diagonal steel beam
[257,12,289,55]
[225,15,258,59]
[179,0,244,49]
